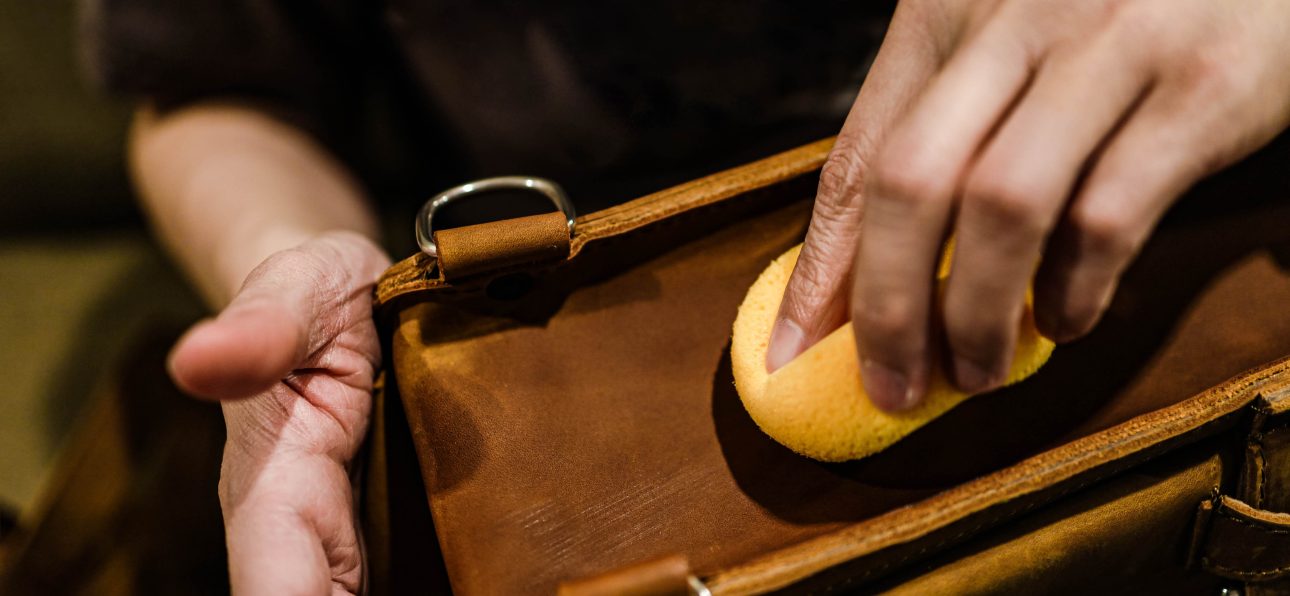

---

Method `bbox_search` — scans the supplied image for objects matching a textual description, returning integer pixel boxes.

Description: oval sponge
[730,244,1055,462]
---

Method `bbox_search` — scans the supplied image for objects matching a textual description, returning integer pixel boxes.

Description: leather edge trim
[705,358,1290,595]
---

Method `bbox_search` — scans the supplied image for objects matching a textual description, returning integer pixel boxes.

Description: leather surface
[379,137,1290,594]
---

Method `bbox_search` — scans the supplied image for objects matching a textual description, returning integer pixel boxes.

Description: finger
[769,7,942,372]
[1033,87,1221,342]
[852,23,1034,411]
[223,453,362,595]
[944,35,1151,391]
[169,233,387,401]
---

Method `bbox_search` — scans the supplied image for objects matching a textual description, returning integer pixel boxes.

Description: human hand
[770,0,1290,410]
[168,231,390,595]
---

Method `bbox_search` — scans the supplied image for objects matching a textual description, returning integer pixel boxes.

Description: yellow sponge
[730,244,1055,462]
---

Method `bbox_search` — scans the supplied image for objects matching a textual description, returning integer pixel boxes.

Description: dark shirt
[85,1,893,210]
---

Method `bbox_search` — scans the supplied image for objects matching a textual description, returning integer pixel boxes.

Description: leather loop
[1192,495,1290,581]
[556,556,692,596]
[434,211,571,280]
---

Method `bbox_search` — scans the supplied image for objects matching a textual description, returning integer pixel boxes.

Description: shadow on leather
[712,142,1290,522]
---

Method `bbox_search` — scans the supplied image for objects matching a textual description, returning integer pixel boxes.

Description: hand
[168,231,390,595]
[770,0,1290,410]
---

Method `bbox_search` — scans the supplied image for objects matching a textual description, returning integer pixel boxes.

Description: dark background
[0,2,228,593]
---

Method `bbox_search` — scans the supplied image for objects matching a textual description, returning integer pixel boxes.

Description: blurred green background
[0,0,207,533]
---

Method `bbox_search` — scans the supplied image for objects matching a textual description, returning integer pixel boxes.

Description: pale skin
[770,0,1290,411]
[134,1,1290,592]
[132,105,387,594]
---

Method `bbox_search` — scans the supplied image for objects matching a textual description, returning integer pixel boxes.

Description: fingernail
[862,359,915,411]
[951,355,998,394]
[766,318,806,372]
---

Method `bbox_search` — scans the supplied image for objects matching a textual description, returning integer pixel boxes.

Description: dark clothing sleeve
[81,0,373,142]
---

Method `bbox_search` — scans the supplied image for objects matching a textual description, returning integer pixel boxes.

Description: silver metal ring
[687,576,712,596]
[415,176,576,258]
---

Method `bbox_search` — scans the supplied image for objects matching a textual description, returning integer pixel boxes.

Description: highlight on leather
[730,244,1056,462]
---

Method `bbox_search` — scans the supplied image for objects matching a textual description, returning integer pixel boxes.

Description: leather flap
[1192,495,1290,582]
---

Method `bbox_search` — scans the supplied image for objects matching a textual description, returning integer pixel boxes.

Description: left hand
[168,232,389,595]
[770,0,1290,410]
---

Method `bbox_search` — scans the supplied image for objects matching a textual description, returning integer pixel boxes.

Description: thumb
[767,12,942,372]
[168,248,328,400]
[767,148,863,372]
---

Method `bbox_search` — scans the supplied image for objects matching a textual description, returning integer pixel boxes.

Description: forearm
[129,103,381,307]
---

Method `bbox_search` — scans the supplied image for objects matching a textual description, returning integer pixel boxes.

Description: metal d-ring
[415,176,576,258]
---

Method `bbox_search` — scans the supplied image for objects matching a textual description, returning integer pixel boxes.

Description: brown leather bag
[362,137,1290,595]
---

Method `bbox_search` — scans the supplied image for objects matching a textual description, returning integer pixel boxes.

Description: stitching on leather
[1203,558,1290,579]
[1218,506,1290,535]
[807,464,1124,595]
[707,368,1290,594]
[794,410,1256,595]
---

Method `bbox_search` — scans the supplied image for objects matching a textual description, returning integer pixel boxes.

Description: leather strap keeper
[434,211,571,280]
[556,555,693,596]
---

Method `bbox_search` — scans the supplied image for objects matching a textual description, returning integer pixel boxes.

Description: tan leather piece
[556,556,691,596]
[378,137,1290,594]
[1195,495,1290,582]
[435,212,572,281]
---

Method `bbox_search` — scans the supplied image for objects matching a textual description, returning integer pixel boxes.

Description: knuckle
[817,146,866,207]
[854,293,917,347]
[784,249,845,315]
[1180,42,1257,99]
[1068,203,1137,260]
[963,170,1050,236]
[868,151,946,213]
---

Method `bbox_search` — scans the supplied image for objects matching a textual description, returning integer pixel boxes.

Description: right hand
[167,231,389,595]
[770,0,1290,411]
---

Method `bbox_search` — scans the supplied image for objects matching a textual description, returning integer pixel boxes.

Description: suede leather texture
[376,136,1290,594]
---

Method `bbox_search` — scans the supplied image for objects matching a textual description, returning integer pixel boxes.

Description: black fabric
[82,0,894,209]
[83,0,373,137]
